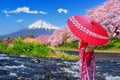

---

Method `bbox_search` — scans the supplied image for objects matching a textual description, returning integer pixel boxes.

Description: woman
[78,40,96,80]
[67,15,109,80]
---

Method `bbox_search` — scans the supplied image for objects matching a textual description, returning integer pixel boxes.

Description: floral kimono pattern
[78,41,96,80]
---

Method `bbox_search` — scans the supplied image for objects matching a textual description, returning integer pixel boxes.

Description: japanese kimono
[78,41,96,80]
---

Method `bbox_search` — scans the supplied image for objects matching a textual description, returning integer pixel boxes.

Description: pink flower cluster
[87,0,120,38]
[35,27,78,46]
[23,37,37,42]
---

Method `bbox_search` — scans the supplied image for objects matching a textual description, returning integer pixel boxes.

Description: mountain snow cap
[28,20,60,29]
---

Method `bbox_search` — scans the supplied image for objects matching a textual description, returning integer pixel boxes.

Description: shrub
[0,37,79,60]
[57,38,120,50]
[12,39,34,54]
[96,38,120,50]
[0,43,8,52]
[58,40,79,50]
[31,43,51,57]
[10,38,52,57]
[60,53,79,60]
[19,34,34,39]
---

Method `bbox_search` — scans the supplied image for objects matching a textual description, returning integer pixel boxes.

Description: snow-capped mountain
[0,20,60,39]
[28,20,60,30]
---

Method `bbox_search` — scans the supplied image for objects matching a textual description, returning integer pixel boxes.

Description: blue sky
[0,0,107,36]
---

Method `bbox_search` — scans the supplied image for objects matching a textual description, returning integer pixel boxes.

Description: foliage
[58,40,79,50]
[0,43,8,52]
[59,52,79,60]
[56,38,120,51]
[62,33,69,44]
[19,34,34,39]
[96,38,120,50]
[0,37,51,57]
[10,38,51,57]
[47,51,79,60]
[0,37,79,60]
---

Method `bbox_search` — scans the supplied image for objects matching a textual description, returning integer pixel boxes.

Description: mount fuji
[0,20,60,39]
[28,20,59,30]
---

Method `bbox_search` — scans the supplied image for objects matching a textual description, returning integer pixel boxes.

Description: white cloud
[2,6,47,16]
[57,8,68,14]
[2,10,10,17]
[16,19,24,22]
[39,11,47,14]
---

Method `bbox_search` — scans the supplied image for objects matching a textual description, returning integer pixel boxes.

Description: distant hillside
[0,20,60,39]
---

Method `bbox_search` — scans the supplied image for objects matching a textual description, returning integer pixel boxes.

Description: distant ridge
[0,20,60,39]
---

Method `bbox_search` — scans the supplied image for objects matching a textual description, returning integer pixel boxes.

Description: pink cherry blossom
[87,0,120,38]
[35,27,78,46]
[23,37,37,42]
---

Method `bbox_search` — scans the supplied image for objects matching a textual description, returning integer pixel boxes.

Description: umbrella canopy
[67,15,109,46]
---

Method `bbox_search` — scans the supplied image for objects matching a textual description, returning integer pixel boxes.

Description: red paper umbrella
[67,15,109,46]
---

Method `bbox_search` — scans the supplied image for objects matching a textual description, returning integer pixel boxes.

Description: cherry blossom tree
[87,0,120,38]
[35,27,78,46]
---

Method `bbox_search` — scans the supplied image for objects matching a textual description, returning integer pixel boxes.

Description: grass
[55,38,120,52]
[0,38,79,60]
[55,40,79,51]
[47,51,79,60]
[95,38,120,50]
